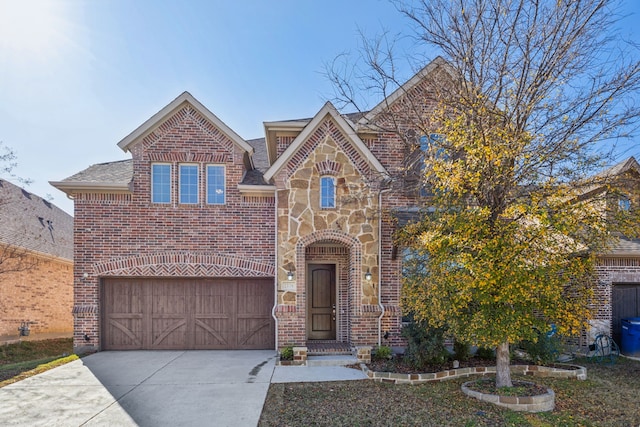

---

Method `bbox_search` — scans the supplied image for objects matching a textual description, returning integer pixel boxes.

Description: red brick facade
[58,59,637,354]
[0,253,73,337]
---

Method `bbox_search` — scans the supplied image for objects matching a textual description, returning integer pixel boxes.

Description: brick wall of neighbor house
[72,106,275,352]
[0,254,73,336]
[590,257,640,344]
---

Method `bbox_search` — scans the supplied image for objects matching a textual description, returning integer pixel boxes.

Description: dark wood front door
[102,277,274,350]
[612,283,640,344]
[307,264,336,340]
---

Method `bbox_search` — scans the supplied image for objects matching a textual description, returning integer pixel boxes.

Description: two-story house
[52,57,640,356]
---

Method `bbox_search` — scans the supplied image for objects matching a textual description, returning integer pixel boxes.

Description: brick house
[586,157,640,346]
[0,179,73,338]
[52,57,639,355]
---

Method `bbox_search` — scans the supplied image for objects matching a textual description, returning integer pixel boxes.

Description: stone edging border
[360,363,587,385]
[461,380,555,412]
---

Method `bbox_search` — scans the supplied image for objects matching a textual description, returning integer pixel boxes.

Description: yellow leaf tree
[329,0,640,388]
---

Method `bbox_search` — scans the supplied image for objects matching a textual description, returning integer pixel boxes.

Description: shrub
[475,346,495,360]
[280,346,293,361]
[519,329,563,365]
[401,320,449,369]
[453,340,472,361]
[373,345,392,361]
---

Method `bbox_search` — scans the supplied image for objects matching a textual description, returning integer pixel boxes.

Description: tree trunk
[495,341,512,388]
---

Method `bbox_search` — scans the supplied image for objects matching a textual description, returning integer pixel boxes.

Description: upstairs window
[320,176,336,208]
[420,133,445,158]
[179,164,199,204]
[151,163,171,204]
[619,196,631,211]
[207,165,225,205]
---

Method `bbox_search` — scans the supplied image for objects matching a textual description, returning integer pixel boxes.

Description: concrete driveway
[0,350,277,427]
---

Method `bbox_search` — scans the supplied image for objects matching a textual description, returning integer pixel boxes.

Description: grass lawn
[0,338,75,386]
[259,356,640,426]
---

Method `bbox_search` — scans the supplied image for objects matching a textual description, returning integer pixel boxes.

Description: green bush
[475,346,495,360]
[280,346,293,361]
[373,345,393,361]
[401,320,449,369]
[453,340,472,361]
[519,329,563,365]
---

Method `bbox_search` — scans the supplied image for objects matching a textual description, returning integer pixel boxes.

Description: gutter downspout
[377,186,392,347]
[271,188,279,351]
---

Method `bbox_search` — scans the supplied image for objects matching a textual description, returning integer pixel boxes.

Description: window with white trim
[151,163,171,204]
[320,176,336,208]
[179,164,199,204]
[206,165,225,205]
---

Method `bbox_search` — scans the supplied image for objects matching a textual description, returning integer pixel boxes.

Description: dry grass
[0,338,74,385]
[259,357,640,427]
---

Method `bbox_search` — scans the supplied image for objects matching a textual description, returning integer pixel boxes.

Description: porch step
[306,355,359,367]
[306,341,352,356]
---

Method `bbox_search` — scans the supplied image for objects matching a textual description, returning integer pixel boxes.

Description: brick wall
[590,257,640,345]
[0,252,73,336]
[72,105,275,352]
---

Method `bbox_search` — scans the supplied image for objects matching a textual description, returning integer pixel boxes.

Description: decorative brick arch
[295,230,363,343]
[94,252,275,277]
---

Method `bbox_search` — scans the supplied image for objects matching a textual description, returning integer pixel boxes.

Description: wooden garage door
[612,283,640,344]
[102,278,274,350]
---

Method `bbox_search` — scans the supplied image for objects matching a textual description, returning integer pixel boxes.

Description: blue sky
[1,0,638,215]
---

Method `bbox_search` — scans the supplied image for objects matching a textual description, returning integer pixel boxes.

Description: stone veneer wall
[274,117,382,347]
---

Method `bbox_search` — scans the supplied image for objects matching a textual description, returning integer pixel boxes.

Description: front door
[307,264,336,340]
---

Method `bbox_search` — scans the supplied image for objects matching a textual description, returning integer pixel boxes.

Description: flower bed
[462,379,555,412]
[361,362,586,384]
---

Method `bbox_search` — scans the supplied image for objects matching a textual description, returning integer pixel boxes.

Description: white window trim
[206,164,226,205]
[178,163,199,205]
[151,162,172,204]
[320,175,336,209]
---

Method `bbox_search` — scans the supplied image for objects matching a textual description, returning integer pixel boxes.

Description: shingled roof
[0,180,73,260]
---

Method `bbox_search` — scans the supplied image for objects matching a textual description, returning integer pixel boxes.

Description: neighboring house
[51,57,639,355]
[586,157,640,345]
[0,179,73,338]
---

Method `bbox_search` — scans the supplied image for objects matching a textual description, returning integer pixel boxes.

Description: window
[179,164,199,204]
[207,165,225,205]
[151,163,171,203]
[320,176,335,208]
[420,133,445,157]
[619,196,631,211]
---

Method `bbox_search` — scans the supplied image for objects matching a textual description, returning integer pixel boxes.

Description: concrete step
[306,355,358,367]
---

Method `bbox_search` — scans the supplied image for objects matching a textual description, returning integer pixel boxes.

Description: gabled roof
[263,101,388,182]
[117,91,254,157]
[0,179,73,261]
[596,156,640,178]
[50,160,133,195]
[357,56,454,127]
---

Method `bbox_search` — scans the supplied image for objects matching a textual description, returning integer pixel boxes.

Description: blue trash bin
[621,317,640,357]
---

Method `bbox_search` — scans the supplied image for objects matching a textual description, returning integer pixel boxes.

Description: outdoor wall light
[287,270,294,281]
[364,269,372,281]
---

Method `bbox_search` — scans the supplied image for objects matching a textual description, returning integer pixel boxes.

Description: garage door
[612,283,640,344]
[102,278,274,350]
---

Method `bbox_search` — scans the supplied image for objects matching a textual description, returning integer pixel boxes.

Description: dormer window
[320,176,336,209]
